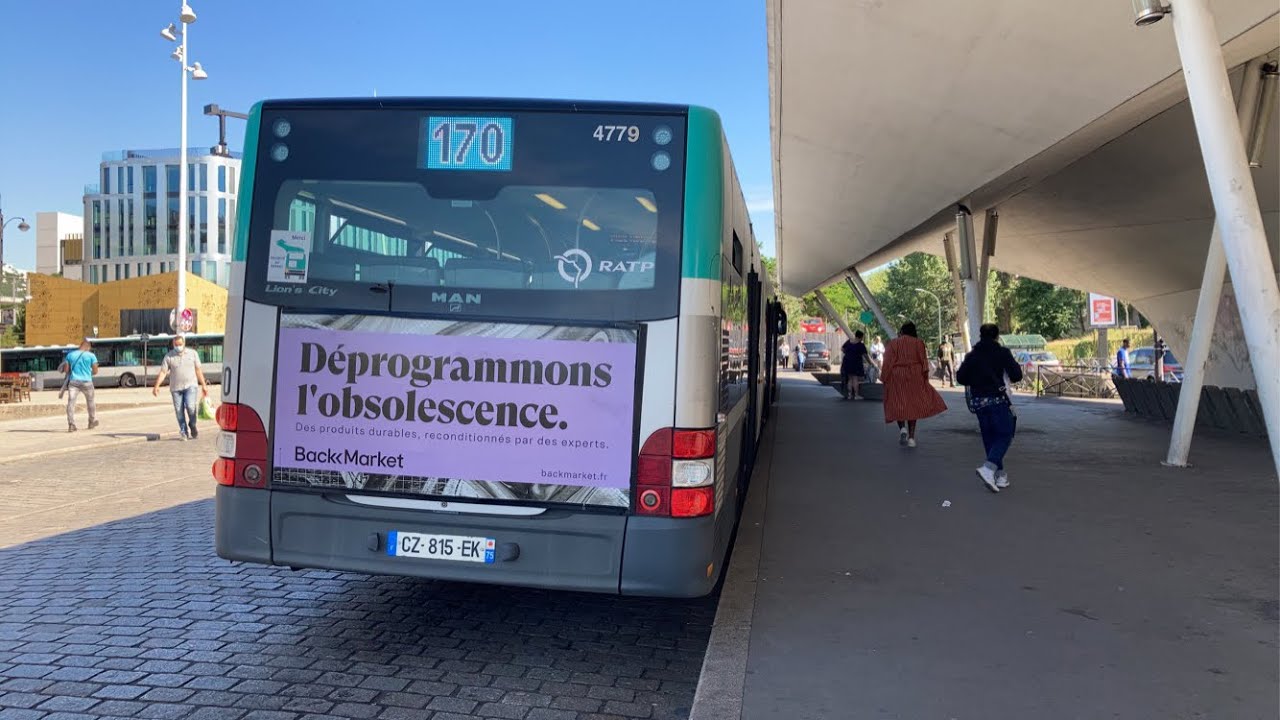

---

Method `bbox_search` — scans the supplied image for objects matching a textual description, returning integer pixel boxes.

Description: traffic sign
[859,310,875,325]
[169,308,196,333]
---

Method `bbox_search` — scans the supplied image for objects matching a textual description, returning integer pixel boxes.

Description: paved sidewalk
[696,375,1277,720]
[0,403,186,464]
[0,433,217,548]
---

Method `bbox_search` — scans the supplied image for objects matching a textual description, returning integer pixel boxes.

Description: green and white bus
[214,98,781,596]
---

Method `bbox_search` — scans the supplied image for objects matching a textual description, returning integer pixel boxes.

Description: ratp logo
[555,249,592,288]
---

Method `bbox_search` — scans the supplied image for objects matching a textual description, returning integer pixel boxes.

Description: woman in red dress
[881,322,948,447]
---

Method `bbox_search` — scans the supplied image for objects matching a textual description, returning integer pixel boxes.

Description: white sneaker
[996,472,1010,489]
[977,464,1000,493]
[899,429,909,446]
[907,438,917,448]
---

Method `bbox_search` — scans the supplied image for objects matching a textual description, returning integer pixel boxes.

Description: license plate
[386,531,495,563]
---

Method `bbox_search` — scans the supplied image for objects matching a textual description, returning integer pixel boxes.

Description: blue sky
[0,0,775,271]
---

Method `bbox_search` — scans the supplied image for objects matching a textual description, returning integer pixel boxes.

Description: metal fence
[1010,364,1118,399]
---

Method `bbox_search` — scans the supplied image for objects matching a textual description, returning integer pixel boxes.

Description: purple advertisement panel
[272,314,638,507]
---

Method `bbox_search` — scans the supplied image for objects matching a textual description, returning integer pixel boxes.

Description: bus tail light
[214,402,268,489]
[636,428,715,518]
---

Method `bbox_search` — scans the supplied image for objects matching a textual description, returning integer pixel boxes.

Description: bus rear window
[277,181,660,292]
[243,104,686,322]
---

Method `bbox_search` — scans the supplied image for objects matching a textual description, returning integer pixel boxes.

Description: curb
[0,430,183,465]
[688,410,777,720]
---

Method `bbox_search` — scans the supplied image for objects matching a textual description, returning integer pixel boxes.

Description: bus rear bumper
[215,485,272,564]
[225,490,629,594]
[620,514,721,598]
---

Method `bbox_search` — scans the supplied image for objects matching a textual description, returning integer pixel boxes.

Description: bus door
[743,269,762,486]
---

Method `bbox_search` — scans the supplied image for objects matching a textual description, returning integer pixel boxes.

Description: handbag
[198,396,216,421]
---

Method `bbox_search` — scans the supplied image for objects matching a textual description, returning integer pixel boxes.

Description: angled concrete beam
[1166,56,1268,468]
[1168,0,1280,475]
[846,269,896,339]
[812,288,854,339]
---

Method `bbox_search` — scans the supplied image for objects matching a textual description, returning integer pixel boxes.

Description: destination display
[271,314,637,507]
[423,116,514,171]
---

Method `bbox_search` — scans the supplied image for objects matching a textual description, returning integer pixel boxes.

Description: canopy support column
[956,207,986,348]
[1167,0,1280,475]
[942,233,971,350]
[1165,55,1269,467]
[978,209,999,317]
[845,269,896,339]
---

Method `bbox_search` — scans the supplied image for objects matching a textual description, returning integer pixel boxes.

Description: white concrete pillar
[942,233,971,350]
[956,208,985,348]
[846,269,897,340]
[978,209,999,316]
[1168,1,1280,475]
[1165,56,1268,467]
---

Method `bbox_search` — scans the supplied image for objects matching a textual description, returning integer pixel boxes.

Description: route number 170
[594,125,640,142]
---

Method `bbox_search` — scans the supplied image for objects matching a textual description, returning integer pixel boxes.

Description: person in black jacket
[956,324,1024,493]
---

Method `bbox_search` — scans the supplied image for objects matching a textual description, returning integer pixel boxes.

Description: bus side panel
[214,294,278,564]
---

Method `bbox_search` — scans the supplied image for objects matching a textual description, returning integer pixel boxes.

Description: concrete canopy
[767,0,1279,303]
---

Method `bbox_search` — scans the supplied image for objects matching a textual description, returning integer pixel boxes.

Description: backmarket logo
[555,249,592,288]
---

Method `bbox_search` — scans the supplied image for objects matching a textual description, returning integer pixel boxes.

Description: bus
[213,98,783,597]
[1,333,225,389]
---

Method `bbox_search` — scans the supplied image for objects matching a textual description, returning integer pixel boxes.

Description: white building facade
[82,148,241,287]
[35,211,85,281]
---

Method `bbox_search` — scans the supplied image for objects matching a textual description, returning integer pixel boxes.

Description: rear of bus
[215,99,728,597]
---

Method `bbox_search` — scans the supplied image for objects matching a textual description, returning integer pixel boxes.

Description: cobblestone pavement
[0,498,716,720]
[0,433,214,548]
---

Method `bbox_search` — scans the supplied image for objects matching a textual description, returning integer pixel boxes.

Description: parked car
[1013,350,1061,375]
[1127,346,1183,382]
[801,340,831,371]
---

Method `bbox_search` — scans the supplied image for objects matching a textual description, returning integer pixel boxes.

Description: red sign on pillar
[1088,293,1116,328]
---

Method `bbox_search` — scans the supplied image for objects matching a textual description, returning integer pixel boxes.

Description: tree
[987,271,1019,332]
[1010,280,1086,339]
[876,253,955,347]
[761,255,864,333]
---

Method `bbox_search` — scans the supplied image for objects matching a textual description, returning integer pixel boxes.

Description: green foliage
[762,255,863,333]
[876,253,955,347]
[1010,280,1086,340]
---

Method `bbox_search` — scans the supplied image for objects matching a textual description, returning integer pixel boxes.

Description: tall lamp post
[160,4,208,331]
[914,288,943,345]
[0,194,31,271]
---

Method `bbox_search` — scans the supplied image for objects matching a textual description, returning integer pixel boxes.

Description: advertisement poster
[267,230,311,283]
[1089,293,1116,327]
[272,314,638,507]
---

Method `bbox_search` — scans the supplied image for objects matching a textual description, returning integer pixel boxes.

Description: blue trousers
[171,386,199,436]
[976,404,1017,470]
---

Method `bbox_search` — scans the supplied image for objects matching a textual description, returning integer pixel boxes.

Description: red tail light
[636,427,715,517]
[672,487,715,517]
[213,402,268,489]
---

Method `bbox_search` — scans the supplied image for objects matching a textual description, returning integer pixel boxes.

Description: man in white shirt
[152,335,210,440]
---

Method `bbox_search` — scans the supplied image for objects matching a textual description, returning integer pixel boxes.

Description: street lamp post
[160,4,208,332]
[914,288,943,346]
[0,193,31,271]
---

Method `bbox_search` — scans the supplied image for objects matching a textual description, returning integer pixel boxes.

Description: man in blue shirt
[1115,338,1131,378]
[58,338,99,432]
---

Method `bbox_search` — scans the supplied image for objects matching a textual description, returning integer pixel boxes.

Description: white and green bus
[214,98,781,596]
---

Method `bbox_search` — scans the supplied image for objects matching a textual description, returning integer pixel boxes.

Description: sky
[0,0,776,271]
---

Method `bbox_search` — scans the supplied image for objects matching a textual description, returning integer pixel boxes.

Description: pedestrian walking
[840,330,871,400]
[58,338,99,432]
[868,335,885,383]
[795,341,806,372]
[956,323,1024,493]
[1115,338,1131,378]
[937,338,955,387]
[779,340,791,369]
[881,322,947,447]
[152,335,210,440]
